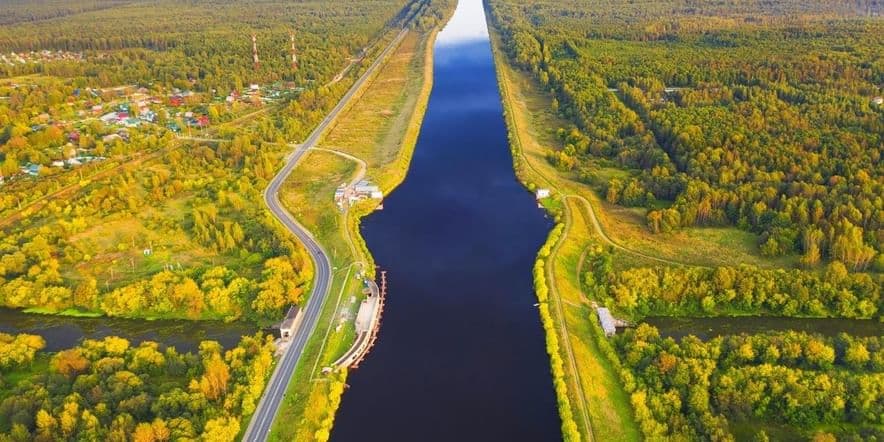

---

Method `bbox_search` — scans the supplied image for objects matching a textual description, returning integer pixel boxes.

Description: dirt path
[499,55,687,268]
[566,195,687,267]
[307,146,369,258]
[309,146,367,186]
[546,195,596,442]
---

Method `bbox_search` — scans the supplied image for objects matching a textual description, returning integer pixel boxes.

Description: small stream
[0,308,257,352]
[645,316,882,341]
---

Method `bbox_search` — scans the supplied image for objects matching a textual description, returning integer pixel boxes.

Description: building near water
[278,305,302,339]
[596,307,617,337]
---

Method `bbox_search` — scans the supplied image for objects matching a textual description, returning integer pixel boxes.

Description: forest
[0,332,274,441]
[613,325,883,440]
[0,0,411,92]
[580,246,881,320]
[488,0,883,270]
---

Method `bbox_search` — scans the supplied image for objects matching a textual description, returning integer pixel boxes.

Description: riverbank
[488,17,642,442]
[266,23,446,442]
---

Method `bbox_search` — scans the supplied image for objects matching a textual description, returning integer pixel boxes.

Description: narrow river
[331,1,560,440]
[0,308,255,352]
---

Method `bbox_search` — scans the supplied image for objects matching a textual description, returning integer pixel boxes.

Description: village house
[99,112,119,124]
[20,164,41,177]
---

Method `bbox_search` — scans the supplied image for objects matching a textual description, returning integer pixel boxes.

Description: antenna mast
[252,34,260,69]
[290,32,298,70]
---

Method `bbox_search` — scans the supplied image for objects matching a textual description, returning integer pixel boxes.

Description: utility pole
[290,32,298,71]
[252,34,260,70]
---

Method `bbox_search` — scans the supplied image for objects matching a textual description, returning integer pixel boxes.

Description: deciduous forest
[0,332,274,441]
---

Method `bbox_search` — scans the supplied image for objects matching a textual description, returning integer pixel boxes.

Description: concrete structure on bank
[278,305,303,339]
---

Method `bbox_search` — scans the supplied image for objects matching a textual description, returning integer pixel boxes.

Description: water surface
[332,1,560,440]
[646,316,882,341]
[0,308,256,352]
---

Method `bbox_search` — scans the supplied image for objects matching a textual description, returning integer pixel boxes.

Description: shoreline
[264,12,454,440]
[486,8,641,442]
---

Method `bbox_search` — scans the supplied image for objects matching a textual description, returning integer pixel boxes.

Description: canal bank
[331,0,560,440]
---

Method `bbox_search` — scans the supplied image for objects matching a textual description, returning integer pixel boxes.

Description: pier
[332,271,387,369]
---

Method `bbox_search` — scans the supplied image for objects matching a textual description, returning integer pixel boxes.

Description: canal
[331,1,561,441]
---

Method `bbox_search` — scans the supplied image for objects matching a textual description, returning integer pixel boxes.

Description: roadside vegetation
[488,0,882,440]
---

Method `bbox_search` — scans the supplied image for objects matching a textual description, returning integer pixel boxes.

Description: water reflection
[0,308,256,352]
[436,0,488,47]
[330,0,561,440]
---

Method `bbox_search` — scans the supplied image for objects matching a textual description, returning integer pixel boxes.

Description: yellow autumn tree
[190,353,230,401]
[201,416,240,442]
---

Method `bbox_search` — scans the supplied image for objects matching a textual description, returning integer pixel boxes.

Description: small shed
[354,180,380,195]
[536,188,551,199]
[279,305,302,339]
[596,307,617,337]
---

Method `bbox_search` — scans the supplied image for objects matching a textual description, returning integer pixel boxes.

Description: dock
[331,271,387,369]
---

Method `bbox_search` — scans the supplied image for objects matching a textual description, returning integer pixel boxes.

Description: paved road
[242,27,409,442]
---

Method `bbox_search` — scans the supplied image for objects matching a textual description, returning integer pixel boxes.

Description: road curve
[242,27,409,442]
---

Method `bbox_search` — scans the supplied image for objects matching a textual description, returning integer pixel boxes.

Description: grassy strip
[490,20,642,442]
[533,223,582,441]
[21,307,103,317]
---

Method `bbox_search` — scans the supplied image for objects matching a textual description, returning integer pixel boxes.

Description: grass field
[267,25,439,441]
[322,30,432,192]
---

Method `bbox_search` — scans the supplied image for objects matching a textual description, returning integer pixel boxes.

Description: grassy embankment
[489,28,640,442]
[265,25,440,442]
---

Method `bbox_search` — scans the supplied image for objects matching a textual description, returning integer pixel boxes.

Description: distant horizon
[436,0,489,47]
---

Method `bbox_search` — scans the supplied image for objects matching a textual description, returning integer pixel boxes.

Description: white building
[99,112,119,124]
[353,180,380,196]
[536,188,551,199]
[596,307,617,337]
